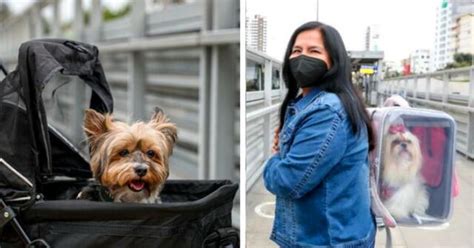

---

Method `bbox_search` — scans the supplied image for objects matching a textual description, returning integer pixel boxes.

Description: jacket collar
[292,87,323,113]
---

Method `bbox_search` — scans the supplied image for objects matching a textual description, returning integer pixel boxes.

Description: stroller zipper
[0,158,33,188]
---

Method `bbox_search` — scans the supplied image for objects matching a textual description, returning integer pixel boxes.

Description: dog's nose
[400,143,407,149]
[134,165,148,177]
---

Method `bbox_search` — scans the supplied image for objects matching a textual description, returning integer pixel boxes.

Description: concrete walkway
[246,154,474,247]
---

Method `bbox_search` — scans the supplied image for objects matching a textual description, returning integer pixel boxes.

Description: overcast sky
[246,0,439,63]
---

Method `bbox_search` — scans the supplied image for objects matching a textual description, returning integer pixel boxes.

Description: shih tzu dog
[77,107,177,203]
[381,123,429,219]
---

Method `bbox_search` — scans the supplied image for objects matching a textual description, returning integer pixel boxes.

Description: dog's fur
[79,108,177,203]
[381,125,429,219]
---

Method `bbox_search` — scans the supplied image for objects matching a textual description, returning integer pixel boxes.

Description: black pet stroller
[0,39,239,248]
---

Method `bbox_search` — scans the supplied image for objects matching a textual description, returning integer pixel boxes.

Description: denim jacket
[263,88,375,248]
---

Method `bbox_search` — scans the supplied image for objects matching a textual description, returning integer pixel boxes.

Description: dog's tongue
[129,180,145,191]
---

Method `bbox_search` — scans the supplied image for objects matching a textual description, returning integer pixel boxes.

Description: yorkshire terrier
[381,123,429,219]
[77,107,177,203]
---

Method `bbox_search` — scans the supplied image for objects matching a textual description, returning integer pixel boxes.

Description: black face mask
[289,55,329,88]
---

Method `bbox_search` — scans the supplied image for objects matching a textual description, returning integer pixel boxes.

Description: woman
[263,21,376,247]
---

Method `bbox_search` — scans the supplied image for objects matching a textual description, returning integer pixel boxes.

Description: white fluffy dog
[381,124,429,219]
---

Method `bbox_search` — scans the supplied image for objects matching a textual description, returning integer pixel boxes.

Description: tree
[445,53,473,69]
[103,4,131,22]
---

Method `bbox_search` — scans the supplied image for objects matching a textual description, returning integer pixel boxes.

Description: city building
[410,49,431,74]
[381,60,403,78]
[431,0,473,71]
[246,14,267,52]
[365,24,381,51]
[452,13,473,55]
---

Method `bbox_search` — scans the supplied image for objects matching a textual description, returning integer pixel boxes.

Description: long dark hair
[280,21,375,151]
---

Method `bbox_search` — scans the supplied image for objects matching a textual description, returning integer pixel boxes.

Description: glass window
[272,68,281,90]
[246,59,263,92]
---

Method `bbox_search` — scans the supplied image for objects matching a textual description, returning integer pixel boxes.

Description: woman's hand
[272,127,280,154]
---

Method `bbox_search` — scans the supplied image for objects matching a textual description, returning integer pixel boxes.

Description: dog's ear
[83,109,113,142]
[149,107,178,149]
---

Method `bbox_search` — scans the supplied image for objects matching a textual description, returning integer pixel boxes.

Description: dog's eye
[146,150,155,158]
[119,149,129,157]
[393,140,401,145]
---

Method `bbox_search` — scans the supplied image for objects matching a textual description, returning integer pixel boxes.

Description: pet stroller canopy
[0,39,114,208]
[1,40,239,248]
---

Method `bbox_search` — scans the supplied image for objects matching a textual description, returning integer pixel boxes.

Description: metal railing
[0,0,240,182]
[378,66,474,159]
[245,49,284,191]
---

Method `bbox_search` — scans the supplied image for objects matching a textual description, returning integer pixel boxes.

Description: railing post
[468,113,474,159]
[377,79,384,105]
[469,67,474,108]
[130,0,146,38]
[425,76,431,101]
[467,67,474,158]
[442,72,449,104]
[52,0,61,37]
[208,0,238,180]
[31,3,43,38]
[90,0,103,42]
[197,0,212,179]
[413,75,418,99]
[128,0,146,123]
[263,59,273,160]
[208,44,237,180]
[73,0,84,40]
[71,0,86,144]
[198,47,211,179]
[397,79,401,95]
[403,77,408,98]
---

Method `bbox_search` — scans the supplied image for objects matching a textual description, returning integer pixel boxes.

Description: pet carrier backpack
[0,39,239,248]
[368,107,456,228]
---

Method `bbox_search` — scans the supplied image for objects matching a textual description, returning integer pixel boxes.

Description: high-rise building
[431,0,473,71]
[410,49,431,74]
[452,13,473,55]
[365,25,381,51]
[246,14,267,52]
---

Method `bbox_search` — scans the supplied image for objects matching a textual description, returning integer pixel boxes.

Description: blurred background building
[365,24,381,51]
[246,14,267,52]
[410,49,431,74]
[452,13,473,55]
[431,0,473,71]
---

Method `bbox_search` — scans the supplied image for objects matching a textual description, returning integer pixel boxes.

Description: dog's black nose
[400,143,407,149]
[134,165,148,177]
